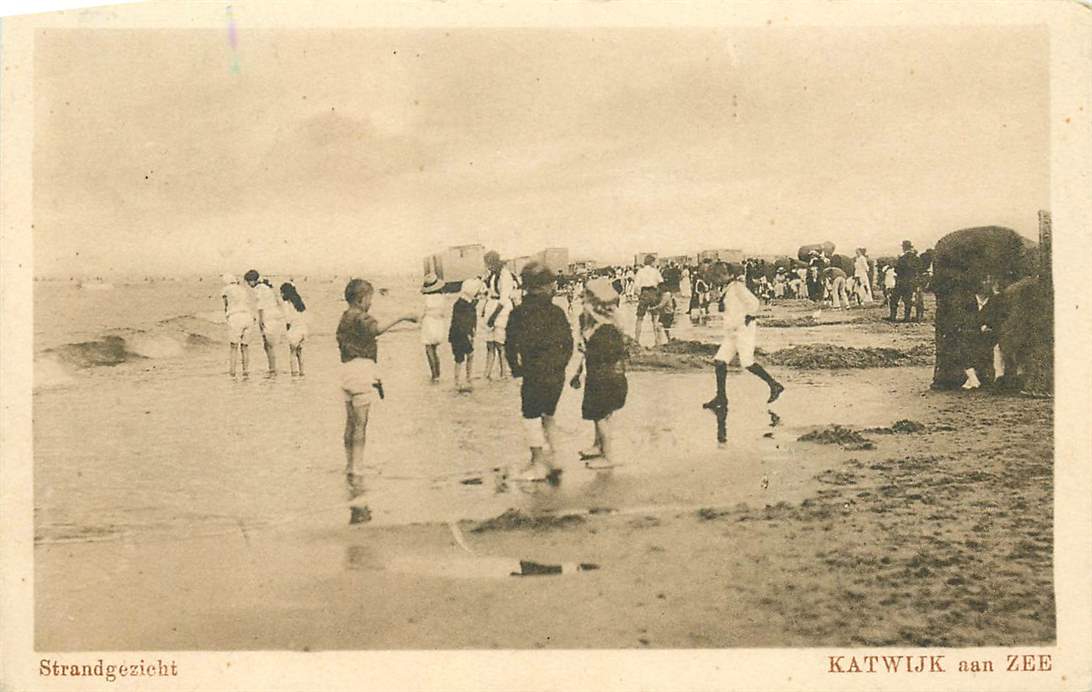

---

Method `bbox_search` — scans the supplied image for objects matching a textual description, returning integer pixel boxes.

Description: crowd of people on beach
[219,239,930,497]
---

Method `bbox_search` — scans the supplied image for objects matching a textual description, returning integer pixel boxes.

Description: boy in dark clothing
[506,261,574,483]
[449,278,481,392]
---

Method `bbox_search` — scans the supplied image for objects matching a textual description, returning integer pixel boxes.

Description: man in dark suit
[890,240,920,322]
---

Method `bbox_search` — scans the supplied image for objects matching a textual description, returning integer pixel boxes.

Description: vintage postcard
[1,0,1089,690]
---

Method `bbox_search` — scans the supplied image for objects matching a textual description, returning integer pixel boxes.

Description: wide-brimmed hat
[584,277,619,305]
[422,273,444,294]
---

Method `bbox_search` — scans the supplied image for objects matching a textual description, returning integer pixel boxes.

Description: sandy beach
[33,283,1054,649]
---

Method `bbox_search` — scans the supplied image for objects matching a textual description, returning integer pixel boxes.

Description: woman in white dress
[420,273,447,382]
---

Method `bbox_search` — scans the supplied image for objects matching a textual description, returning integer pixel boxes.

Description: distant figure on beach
[450,278,481,392]
[577,278,628,470]
[245,270,285,376]
[481,250,517,380]
[505,261,573,484]
[703,263,785,416]
[824,265,849,310]
[654,284,677,341]
[280,282,308,376]
[854,248,874,304]
[890,240,921,322]
[420,273,446,382]
[220,273,254,377]
[688,269,708,323]
[336,278,418,478]
[634,254,665,346]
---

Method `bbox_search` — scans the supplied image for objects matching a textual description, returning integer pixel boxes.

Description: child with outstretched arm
[337,278,418,480]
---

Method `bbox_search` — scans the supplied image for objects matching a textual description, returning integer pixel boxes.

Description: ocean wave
[42,331,189,371]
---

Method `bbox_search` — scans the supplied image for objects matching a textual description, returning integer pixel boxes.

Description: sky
[33,26,1049,277]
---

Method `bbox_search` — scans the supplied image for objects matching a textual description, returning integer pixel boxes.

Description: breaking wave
[36,311,228,387]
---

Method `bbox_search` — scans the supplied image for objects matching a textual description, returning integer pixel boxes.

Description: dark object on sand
[931,226,1042,390]
[460,477,483,485]
[510,560,600,576]
[471,508,586,533]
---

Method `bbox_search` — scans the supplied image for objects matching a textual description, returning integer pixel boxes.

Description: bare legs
[454,354,475,392]
[483,342,507,379]
[343,401,370,476]
[229,343,250,377]
[288,344,304,376]
[424,344,440,381]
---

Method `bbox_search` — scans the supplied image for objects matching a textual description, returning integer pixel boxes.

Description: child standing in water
[449,278,481,392]
[576,278,628,470]
[337,278,418,478]
[420,273,447,382]
[505,262,573,484]
[703,263,785,414]
[280,282,308,376]
[220,273,253,377]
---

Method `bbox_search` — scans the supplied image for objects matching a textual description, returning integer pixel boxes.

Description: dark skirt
[582,373,628,421]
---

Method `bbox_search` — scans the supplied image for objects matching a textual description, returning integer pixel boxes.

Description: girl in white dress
[420,273,447,382]
[280,282,309,376]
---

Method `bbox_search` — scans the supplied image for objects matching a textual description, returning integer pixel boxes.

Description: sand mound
[798,425,872,446]
[470,509,586,533]
[766,343,933,369]
[866,419,927,434]
[628,340,933,372]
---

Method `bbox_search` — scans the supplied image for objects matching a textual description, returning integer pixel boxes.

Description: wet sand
[35,298,1054,649]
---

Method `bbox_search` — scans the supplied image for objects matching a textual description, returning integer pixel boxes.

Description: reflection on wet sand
[347,473,371,525]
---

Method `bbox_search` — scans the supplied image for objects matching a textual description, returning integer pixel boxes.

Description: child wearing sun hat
[420,273,447,382]
[449,277,482,392]
[505,261,573,484]
[576,277,628,469]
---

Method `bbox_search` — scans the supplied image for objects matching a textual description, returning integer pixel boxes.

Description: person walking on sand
[337,278,418,478]
[574,278,628,470]
[633,254,665,346]
[280,281,308,376]
[481,250,517,380]
[449,278,481,392]
[420,273,447,382]
[505,262,574,485]
[245,270,286,376]
[703,263,785,413]
[220,273,254,377]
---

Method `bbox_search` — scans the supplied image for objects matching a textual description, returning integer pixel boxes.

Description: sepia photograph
[2,1,1090,690]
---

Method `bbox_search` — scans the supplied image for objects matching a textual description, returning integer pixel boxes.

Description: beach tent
[930,226,1039,390]
[797,242,836,262]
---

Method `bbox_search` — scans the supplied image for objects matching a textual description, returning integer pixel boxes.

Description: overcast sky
[33,26,1048,277]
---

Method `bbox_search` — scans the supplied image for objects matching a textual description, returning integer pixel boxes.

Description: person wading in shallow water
[505,261,573,485]
[481,250,517,380]
[703,262,785,415]
[220,273,253,377]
